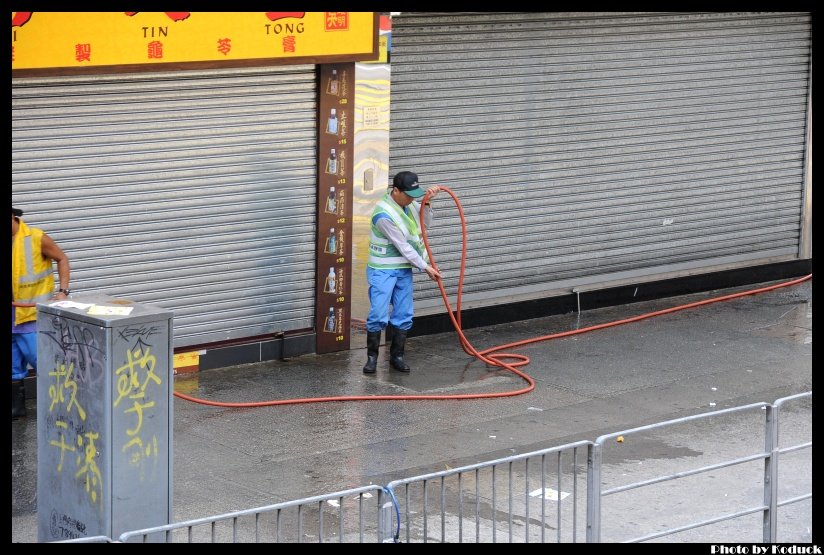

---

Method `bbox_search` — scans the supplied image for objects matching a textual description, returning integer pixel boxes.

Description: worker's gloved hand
[424,265,441,281]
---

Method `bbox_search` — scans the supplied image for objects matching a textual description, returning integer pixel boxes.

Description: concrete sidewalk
[11,276,812,542]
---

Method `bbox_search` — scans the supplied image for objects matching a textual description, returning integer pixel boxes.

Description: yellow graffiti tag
[122,435,159,464]
[114,346,163,467]
[48,361,86,421]
[124,399,155,436]
[75,431,103,505]
[48,420,76,473]
[114,346,161,407]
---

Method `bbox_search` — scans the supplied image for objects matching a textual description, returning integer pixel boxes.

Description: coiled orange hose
[175,186,811,407]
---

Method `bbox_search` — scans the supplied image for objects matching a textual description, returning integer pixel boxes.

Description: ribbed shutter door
[389,12,811,311]
[12,65,318,348]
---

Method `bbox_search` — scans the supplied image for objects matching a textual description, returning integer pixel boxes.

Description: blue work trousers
[366,267,415,333]
[12,332,37,381]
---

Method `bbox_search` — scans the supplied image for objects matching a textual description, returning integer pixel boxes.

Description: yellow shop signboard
[12,12,378,75]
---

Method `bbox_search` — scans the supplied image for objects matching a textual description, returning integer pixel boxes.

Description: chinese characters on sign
[325,12,349,31]
[12,12,377,74]
[316,63,355,354]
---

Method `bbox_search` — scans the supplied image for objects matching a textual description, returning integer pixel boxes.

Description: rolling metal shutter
[389,12,812,312]
[12,65,318,348]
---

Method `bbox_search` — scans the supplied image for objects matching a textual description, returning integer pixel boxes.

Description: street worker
[363,171,441,374]
[12,207,71,419]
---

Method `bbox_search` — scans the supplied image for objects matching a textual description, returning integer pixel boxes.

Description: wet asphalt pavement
[11,277,812,543]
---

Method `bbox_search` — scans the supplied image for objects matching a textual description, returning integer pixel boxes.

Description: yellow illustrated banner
[12,12,377,71]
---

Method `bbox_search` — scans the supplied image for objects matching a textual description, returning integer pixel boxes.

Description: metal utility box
[36,294,173,542]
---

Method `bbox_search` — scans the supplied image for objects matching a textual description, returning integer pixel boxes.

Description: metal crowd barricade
[47,392,810,543]
[766,391,814,542]
[117,484,385,543]
[587,392,812,543]
[383,440,593,543]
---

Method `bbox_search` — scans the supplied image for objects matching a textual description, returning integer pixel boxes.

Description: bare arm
[40,233,71,297]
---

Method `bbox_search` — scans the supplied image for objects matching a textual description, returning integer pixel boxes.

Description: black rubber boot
[12,380,26,420]
[362,331,381,374]
[389,328,411,372]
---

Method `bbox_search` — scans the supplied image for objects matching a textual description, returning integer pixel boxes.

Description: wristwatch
[58,288,70,295]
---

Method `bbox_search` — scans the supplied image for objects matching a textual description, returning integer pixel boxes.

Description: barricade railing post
[378,488,395,543]
[586,442,601,543]
[763,403,778,543]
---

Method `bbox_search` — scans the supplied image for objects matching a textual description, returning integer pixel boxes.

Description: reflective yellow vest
[12,220,55,325]
[367,193,428,270]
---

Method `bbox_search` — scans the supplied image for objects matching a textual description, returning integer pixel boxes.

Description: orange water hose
[173,186,810,407]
